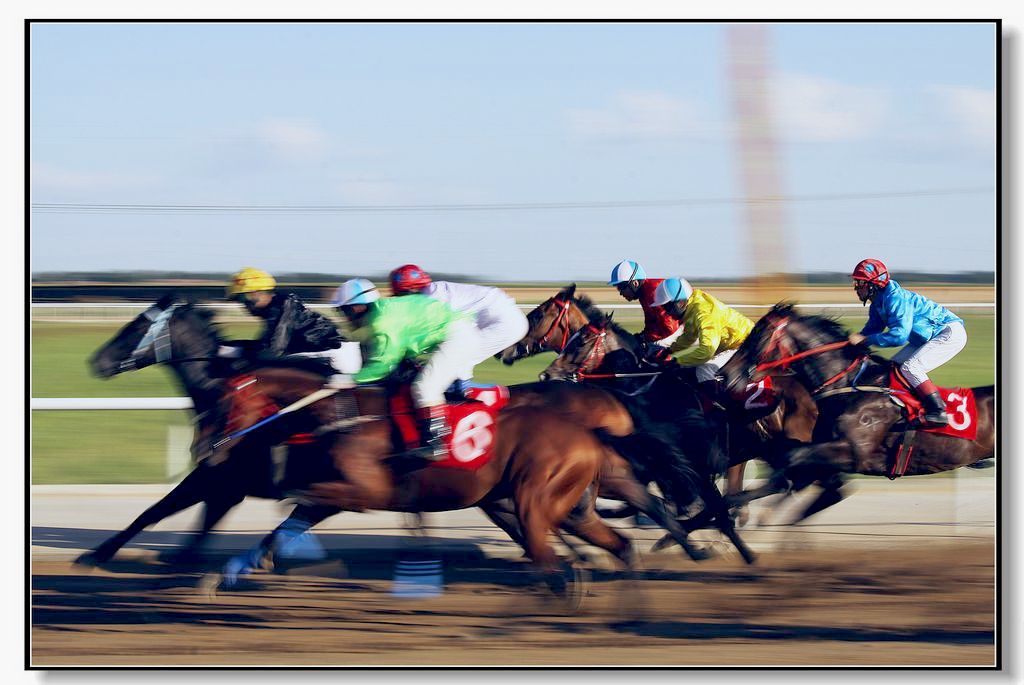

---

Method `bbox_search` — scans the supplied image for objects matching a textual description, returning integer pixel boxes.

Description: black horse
[718,304,996,522]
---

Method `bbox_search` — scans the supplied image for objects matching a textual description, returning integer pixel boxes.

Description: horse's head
[498,283,583,365]
[89,294,221,378]
[720,303,852,393]
[539,312,641,381]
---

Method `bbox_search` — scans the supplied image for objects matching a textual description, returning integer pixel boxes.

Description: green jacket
[667,289,754,366]
[353,295,470,383]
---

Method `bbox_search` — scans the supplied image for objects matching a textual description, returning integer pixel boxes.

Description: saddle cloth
[888,369,978,440]
[389,384,510,470]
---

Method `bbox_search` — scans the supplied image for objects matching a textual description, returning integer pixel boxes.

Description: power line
[30,186,994,215]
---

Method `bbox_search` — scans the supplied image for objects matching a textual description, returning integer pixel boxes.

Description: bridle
[119,303,182,371]
[748,313,863,395]
[533,295,574,353]
[568,323,609,378]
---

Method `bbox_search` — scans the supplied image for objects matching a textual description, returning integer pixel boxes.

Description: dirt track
[32,543,995,667]
[31,476,997,667]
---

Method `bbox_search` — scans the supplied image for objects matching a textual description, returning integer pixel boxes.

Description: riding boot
[698,379,727,412]
[414,405,451,461]
[920,391,950,426]
[914,380,949,426]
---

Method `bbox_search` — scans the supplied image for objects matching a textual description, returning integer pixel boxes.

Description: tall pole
[726,24,792,303]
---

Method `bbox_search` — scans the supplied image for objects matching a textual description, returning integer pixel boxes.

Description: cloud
[928,85,995,149]
[30,162,160,191]
[253,117,330,162]
[771,73,889,142]
[566,91,715,140]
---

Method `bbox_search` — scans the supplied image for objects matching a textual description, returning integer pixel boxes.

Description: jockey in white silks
[389,264,529,392]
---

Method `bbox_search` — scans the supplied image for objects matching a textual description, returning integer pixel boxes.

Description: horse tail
[596,430,703,511]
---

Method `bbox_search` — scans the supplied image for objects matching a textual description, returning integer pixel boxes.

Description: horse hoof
[73,551,107,568]
[649,533,676,553]
[197,573,222,601]
[543,564,588,613]
[731,505,750,529]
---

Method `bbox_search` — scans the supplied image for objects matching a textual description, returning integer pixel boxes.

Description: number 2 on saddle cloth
[724,377,780,421]
[388,385,510,470]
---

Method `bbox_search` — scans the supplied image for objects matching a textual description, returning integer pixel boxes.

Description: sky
[29,21,997,281]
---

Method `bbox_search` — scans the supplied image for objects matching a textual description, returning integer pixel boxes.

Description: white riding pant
[651,328,684,348]
[891,321,968,388]
[695,349,738,383]
[413,319,483,408]
[460,304,530,380]
[291,342,364,374]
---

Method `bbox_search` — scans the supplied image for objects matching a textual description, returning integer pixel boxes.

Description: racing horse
[501,284,818,522]
[78,297,703,585]
[718,303,996,522]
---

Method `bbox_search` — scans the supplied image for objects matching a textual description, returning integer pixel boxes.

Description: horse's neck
[169,360,223,415]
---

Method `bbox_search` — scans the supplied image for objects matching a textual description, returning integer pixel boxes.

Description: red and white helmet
[851,258,889,287]
[389,264,432,295]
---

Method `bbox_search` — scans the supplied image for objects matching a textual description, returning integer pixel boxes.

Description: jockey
[848,259,967,426]
[608,259,683,348]
[332,278,482,460]
[224,267,359,373]
[388,264,528,394]
[651,277,754,398]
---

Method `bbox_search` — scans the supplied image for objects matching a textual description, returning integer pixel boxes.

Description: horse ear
[156,292,177,310]
[565,283,577,298]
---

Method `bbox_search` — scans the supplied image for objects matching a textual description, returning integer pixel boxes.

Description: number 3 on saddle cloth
[888,368,978,441]
[388,385,511,470]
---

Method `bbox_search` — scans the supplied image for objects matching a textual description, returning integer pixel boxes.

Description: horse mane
[571,294,643,358]
[175,300,225,344]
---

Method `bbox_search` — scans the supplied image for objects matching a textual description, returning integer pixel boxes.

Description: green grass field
[30,313,996,484]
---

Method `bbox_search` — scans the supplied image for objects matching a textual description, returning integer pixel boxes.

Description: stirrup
[920,412,950,427]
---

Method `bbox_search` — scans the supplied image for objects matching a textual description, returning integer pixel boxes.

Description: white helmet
[332,278,381,306]
[650,277,694,306]
[608,259,647,285]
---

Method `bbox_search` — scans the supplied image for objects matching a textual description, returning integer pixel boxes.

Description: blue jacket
[860,279,963,348]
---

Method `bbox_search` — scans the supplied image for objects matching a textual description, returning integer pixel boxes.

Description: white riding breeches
[652,328,684,348]
[460,304,530,380]
[891,321,968,387]
[695,349,738,383]
[291,342,363,374]
[413,319,483,408]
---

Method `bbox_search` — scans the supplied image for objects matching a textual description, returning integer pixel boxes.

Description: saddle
[886,367,977,440]
[387,383,509,470]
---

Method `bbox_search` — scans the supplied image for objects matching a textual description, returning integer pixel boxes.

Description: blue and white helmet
[651,277,694,306]
[332,278,381,306]
[608,259,647,285]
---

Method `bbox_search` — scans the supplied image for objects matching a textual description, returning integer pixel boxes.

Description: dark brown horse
[79,298,700,597]
[503,285,818,521]
[719,304,996,522]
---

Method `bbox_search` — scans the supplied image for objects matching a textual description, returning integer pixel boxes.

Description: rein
[753,315,867,394]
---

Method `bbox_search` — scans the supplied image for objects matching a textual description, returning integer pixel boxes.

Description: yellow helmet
[227,267,277,297]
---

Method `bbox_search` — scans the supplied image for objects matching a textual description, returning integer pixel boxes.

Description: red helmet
[851,258,889,287]
[389,264,432,295]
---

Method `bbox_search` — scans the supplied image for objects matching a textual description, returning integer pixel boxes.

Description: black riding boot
[921,391,950,426]
[415,406,451,461]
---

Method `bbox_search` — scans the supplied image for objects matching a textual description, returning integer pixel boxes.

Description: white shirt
[423,281,518,329]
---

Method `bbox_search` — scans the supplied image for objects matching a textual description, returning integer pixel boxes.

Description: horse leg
[725,462,750,527]
[791,475,850,524]
[700,481,757,565]
[76,464,216,565]
[560,490,634,570]
[164,490,246,563]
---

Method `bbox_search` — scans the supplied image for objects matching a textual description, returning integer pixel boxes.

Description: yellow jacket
[667,289,754,365]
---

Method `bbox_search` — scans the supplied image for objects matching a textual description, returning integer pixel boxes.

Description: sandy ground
[30,473,997,667]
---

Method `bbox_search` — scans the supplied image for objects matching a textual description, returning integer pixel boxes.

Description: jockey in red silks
[389,264,528,394]
[848,259,967,426]
[608,259,682,349]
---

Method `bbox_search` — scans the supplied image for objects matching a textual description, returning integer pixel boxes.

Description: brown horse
[719,304,996,522]
[79,298,696,598]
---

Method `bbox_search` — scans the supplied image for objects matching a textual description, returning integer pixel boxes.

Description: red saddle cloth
[888,369,978,440]
[725,377,779,420]
[389,385,510,470]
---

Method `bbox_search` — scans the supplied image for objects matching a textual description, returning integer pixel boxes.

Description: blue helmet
[332,278,381,306]
[608,259,647,285]
[651,277,694,306]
